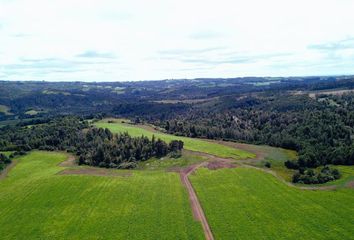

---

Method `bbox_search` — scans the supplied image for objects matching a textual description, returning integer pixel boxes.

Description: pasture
[0,151,203,239]
[190,167,354,240]
[94,119,255,160]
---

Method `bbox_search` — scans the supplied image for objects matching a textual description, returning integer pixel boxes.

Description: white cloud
[0,0,354,81]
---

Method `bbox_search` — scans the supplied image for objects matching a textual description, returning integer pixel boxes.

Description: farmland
[190,167,354,240]
[0,151,203,239]
[94,119,255,160]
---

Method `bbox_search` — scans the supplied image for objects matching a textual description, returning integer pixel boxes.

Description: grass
[137,150,206,170]
[25,109,39,115]
[94,119,255,160]
[0,151,203,239]
[190,167,354,240]
[0,105,13,115]
[246,145,298,182]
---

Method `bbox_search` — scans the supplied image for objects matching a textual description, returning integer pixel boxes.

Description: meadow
[94,119,255,159]
[0,151,203,239]
[190,167,354,240]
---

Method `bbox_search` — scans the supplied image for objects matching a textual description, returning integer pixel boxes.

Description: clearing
[0,105,13,115]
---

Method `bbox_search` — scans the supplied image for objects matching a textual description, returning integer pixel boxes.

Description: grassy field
[94,119,255,160]
[190,167,354,240]
[137,150,206,170]
[0,151,203,239]
[0,105,13,115]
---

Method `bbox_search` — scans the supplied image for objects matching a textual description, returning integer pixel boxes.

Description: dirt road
[179,162,214,240]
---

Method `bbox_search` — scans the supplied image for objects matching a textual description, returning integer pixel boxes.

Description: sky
[0,0,354,82]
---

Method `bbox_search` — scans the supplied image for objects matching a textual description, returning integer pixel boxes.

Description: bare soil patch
[206,161,235,170]
[58,168,132,177]
[58,155,76,167]
[346,180,354,189]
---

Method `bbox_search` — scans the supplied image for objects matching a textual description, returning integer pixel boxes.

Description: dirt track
[58,155,76,167]
[179,162,214,240]
[0,160,18,180]
[59,168,132,177]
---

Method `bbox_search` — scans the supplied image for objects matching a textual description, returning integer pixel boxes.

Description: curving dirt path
[0,160,18,180]
[58,155,76,167]
[179,162,214,240]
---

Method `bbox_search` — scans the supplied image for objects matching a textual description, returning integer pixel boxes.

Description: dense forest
[0,117,183,169]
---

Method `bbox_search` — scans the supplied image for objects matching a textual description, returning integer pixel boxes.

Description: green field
[0,151,203,239]
[190,167,354,240]
[94,119,255,159]
[0,105,13,115]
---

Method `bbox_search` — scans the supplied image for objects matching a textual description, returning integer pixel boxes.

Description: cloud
[308,38,354,51]
[11,33,31,38]
[158,48,291,65]
[158,47,225,55]
[76,51,116,59]
[189,31,224,40]
[1,0,354,81]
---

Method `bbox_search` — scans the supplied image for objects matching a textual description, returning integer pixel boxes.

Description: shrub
[169,150,182,159]
[264,162,271,168]
[292,166,341,184]
[285,160,299,169]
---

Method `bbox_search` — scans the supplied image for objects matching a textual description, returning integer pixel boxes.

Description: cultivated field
[0,151,203,239]
[94,119,255,159]
[190,167,354,240]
